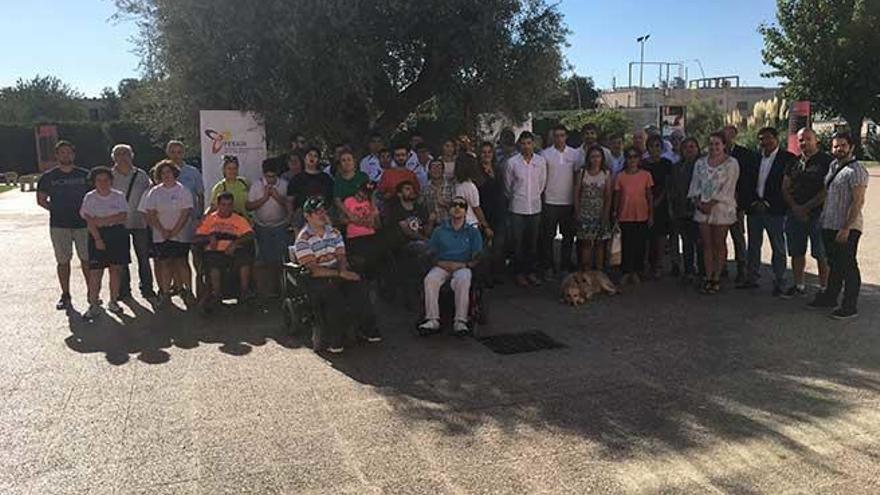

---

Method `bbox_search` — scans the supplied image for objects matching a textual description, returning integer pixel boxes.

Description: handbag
[609,223,622,267]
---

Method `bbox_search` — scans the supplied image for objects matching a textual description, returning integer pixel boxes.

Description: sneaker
[364,332,382,343]
[830,308,858,320]
[418,319,440,332]
[107,300,124,314]
[452,320,470,337]
[780,286,806,300]
[83,304,103,319]
[155,293,171,309]
[56,293,71,310]
[734,271,746,285]
[807,297,836,310]
[326,346,345,354]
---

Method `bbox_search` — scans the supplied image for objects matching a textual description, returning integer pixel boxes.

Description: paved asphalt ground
[1,175,879,495]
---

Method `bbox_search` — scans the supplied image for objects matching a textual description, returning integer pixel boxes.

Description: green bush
[560,109,631,141]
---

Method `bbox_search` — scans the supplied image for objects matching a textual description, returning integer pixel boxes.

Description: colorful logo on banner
[203,128,250,154]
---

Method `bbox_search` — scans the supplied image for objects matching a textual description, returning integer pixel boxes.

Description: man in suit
[737,127,798,296]
[723,125,759,283]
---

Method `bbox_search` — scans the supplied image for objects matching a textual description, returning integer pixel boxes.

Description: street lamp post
[636,34,650,88]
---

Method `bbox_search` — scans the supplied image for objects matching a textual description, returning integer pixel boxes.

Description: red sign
[787,101,811,155]
[34,124,59,172]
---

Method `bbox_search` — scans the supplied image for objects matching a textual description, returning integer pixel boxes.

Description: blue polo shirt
[429,220,483,262]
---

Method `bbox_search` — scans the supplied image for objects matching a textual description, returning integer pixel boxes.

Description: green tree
[560,109,631,139]
[115,0,569,146]
[0,75,86,123]
[686,100,725,146]
[542,74,599,111]
[760,0,880,141]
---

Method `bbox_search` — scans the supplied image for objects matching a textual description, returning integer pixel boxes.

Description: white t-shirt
[541,145,582,206]
[454,180,481,226]
[138,182,195,242]
[247,177,289,227]
[80,189,128,222]
[443,160,456,179]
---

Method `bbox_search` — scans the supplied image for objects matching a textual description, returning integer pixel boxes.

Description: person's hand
[483,226,494,239]
[836,228,850,244]
[208,234,219,250]
[647,216,654,228]
[263,184,271,199]
[160,228,172,241]
[95,238,106,251]
[698,202,713,214]
[339,270,361,282]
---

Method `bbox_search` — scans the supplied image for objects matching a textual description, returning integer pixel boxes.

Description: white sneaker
[107,301,123,314]
[453,320,470,334]
[83,304,103,319]
[418,319,440,331]
[326,346,344,354]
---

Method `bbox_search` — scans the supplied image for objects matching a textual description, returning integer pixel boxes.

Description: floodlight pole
[637,34,650,88]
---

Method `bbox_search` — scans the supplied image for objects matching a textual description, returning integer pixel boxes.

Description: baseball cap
[302,196,326,213]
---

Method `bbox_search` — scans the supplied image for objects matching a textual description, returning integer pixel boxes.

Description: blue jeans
[510,213,541,276]
[746,213,787,287]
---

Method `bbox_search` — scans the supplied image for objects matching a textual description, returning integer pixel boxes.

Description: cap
[302,196,326,214]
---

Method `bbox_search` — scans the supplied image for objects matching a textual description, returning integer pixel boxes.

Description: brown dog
[560,271,618,305]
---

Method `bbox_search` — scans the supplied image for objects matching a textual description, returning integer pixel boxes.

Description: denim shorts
[785,211,826,260]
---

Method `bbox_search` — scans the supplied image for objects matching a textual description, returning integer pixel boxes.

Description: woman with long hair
[573,145,613,271]
[688,131,740,294]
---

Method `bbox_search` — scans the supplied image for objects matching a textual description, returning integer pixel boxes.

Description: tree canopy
[760,0,880,136]
[0,75,86,123]
[116,0,569,148]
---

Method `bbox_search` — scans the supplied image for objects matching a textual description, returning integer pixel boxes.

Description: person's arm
[573,170,583,219]
[246,186,271,211]
[168,208,192,238]
[97,212,127,227]
[836,185,867,243]
[82,212,105,250]
[225,231,254,255]
[473,206,492,238]
[37,192,51,211]
[612,186,621,220]
[781,175,798,210]
[646,186,654,226]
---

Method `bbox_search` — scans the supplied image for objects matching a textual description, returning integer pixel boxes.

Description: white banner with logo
[199,110,267,193]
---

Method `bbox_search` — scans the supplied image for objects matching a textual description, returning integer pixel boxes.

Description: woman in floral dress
[573,145,613,271]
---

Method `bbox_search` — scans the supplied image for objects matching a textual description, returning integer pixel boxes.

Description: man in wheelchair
[193,192,255,311]
[418,196,483,337]
[291,196,381,354]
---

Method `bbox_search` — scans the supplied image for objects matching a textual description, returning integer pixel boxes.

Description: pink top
[343,196,377,238]
[614,170,654,222]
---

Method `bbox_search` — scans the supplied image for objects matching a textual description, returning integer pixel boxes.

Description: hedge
[0,121,166,174]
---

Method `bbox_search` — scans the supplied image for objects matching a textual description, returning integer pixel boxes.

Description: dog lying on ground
[560,271,619,306]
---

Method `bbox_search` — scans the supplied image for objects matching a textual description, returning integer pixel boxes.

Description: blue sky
[0,0,780,97]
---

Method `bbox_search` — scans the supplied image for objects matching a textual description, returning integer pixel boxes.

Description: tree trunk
[841,112,865,158]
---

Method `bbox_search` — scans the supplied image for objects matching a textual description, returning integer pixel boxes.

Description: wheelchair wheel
[473,289,489,325]
[282,298,299,335]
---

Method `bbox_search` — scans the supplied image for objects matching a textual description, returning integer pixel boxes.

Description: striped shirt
[821,158,869,231]
[291,224,345,267]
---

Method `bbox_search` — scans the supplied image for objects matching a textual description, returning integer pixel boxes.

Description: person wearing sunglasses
[291,197,381,354]
[613,146,654,285]
[419,196,484,336]
[209,155,250,217]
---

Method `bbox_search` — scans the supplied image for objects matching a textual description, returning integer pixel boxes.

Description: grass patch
[0,185,15,194]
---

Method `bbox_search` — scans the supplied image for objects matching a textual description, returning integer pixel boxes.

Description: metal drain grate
[478,331,566,355]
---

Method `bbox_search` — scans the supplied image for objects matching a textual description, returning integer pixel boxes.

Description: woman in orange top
[613,146,654,285]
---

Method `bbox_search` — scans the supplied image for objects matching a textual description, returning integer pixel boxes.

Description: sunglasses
[222,155,239,164]
[451,201,468,209]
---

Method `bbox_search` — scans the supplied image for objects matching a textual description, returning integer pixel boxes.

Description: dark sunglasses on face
[451,201,468,209]
[222,155,239,164]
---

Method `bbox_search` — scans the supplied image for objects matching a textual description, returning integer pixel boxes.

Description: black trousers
[670,218,702,275]
[620,221,648,275]
[307,278,378,349]
[539,204,576,272]
[822,229,862,312]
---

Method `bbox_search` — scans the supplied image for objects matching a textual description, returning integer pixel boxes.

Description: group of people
[36,120,868,353]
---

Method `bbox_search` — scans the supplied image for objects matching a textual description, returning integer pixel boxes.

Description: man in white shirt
[406,142,432,188]
[503,131,547,287]
[110,143,155,299]
[539,124,581,274]
[246,159,289,297]
[359,132,384,181]
[605,133,626,179]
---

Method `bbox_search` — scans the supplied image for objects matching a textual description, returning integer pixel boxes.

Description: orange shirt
[195,211,253,251]
[614,170,654,222]
[377,167,419,199]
